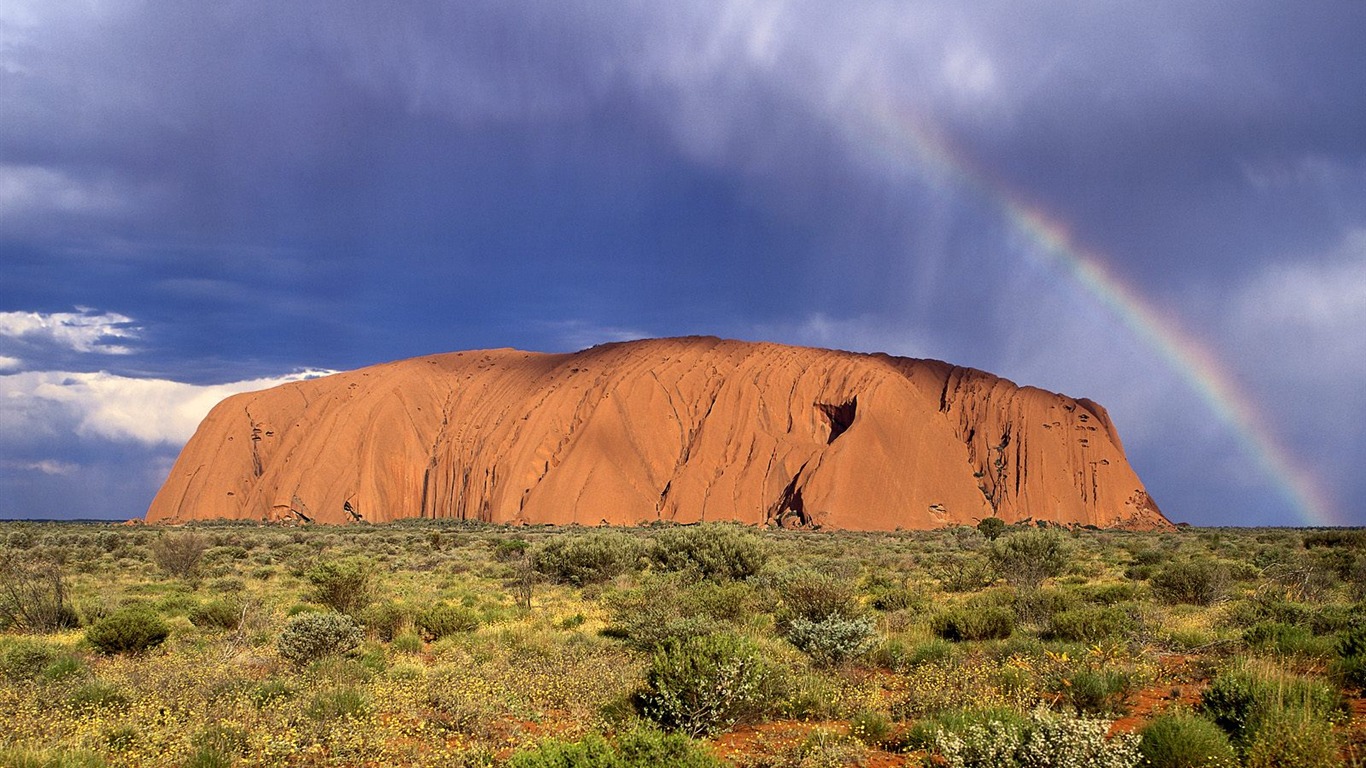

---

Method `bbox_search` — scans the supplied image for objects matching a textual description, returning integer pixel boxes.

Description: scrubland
[3,519,1366,767]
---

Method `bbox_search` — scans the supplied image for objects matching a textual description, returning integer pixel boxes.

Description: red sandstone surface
[145,337,1169,530]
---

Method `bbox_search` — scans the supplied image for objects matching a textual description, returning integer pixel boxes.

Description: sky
[2,2,1364,526]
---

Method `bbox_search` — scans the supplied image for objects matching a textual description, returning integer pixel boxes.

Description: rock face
[146,337,1169,530]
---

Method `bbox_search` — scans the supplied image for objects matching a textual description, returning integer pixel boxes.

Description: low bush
[39,654,85,681]
[492,538,531,562]
[188,598,243,630]
[934,554,998,593]
[533,531,642,586]
[602,575,756,649]
[1200,659,1341,744]
[774,568,864,633]
[190,724,248,763]
[649,524,768,582]
[1055,668,1133,716]
[785,615,878,667]
[988,530,1069,590]
[276,612,363,666]
[1242,621,1332,657]
[1240,707,1343,768]
[0,637,57,681]
[414,603,480,640]
[869,585,923,612]
[1045,606,1134,643]
[931,707,1139,768]
[1136,711,1236,768]
[932,606,1015,642]
[1079,583,1139,605]
[67,681,128,709]
[305,559,374,614]
[848,710,894,747]
[0,554,78,633]
[305,687,369,721]
[1013,588,1080,625]
[509,726,722,768]
[360,601,407,642]
[150,531,210,580]
[636,633,771,737]
[978,517,1007,541]
[1151,561,1228,606]
[85,606,169,654]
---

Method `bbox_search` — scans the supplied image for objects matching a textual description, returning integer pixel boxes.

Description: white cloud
[0,308,138,354]
[750,312,934,360]
[544,320,652,352]
[0,355,20,371]
[0,368,336,446]
[0,165,128,219]
[0,459,78,476]
[942,44,998,100]
[1231,229,1366,376]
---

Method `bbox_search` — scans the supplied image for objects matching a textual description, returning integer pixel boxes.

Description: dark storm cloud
[2,1,1363,522]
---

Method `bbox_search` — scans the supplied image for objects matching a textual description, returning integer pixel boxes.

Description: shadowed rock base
[146,337,1170,531]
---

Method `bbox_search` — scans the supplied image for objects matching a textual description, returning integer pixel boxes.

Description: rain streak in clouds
[1,2,1364,524]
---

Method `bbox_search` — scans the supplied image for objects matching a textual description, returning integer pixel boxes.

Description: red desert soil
[148,336,1169,531]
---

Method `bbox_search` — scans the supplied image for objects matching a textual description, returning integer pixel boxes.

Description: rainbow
[853,102,1338,526]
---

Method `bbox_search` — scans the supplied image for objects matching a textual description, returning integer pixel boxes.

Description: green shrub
[1241,707,1342,768]
[509,726,721,768]
[1340,621,1366,651]
[533,532,642,586]
[988,530,1069,590]
[187,598,243,630]
[1137,712,1236,768]
[150,531,209,580]
[931,707,1139,768]
[932,606,1015,642]
[305,559,374,614]
[0,746,108,768]
[67,681,128,710]
[190,724,248,761]
[1303,530,1366,549]
[1056,668,1132,716]
[785,615,878,667]
[493,538,531,562]
[603,576,740,650]
[934,554,998,592]
[1242,621,1332,657]
[1045,607,1134,643]
[636,633,771,737]
[39,654,85,681]
[0,638,57,681]
[978,517,1007,541]
[0,554,78,633]
[391,632,423,654]
[1200,660,1341,744]
[85,606,169,655]
[774,569,862,630]
[1079,583,1139,605]
[276,612,363,666]
[1013,588,1080,625]
[183,748,231,768]
[414,603,480,640]
[649,524,768,582]
[360,601,407,642]
[305,686,369,720]
[1151,561,1228,606]
[869,585,922,612]
[848,710,893,747]
[250,679,294,708]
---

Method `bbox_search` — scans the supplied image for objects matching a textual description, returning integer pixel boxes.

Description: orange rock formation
[146,337,1169,530]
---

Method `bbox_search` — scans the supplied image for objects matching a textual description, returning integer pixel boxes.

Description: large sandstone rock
[146,337,1169,530]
